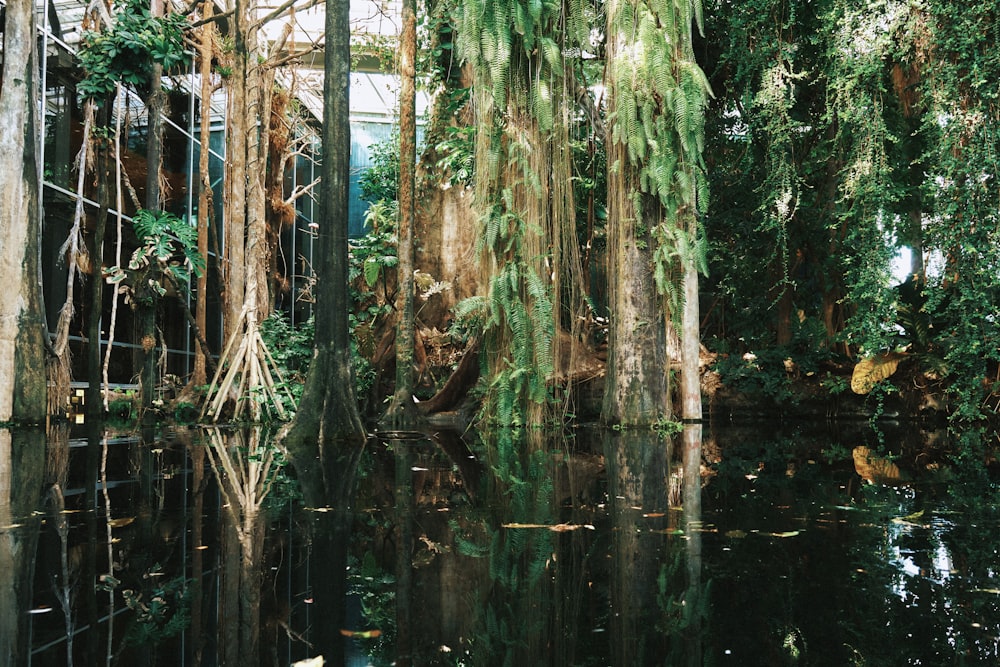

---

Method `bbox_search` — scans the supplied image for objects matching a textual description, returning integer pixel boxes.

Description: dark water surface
[4,421,1000,666]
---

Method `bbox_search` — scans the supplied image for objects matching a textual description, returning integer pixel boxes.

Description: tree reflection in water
[15,423,1000,665]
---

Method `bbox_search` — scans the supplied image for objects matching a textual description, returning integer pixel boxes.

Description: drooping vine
[455,0,588,425]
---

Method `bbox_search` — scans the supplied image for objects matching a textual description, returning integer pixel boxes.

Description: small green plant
[359,135,400,205]
[259,311,315,413]
[103,209,204,306]
[653,416,684,437]
[434,124,476,187]
[821,372,850,396]
[121,566,191,647]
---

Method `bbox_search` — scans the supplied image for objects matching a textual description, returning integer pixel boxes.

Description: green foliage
[359,135,400,205]
[77,0,190,101]
[607,0,712,321]
[104,209,204,306]
[259,311,315,410]
[714,349,797,404]
[434,124,476,187]
[121,566,190,647]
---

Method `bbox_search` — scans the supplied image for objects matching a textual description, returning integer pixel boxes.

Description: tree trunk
[384,0,418,424]
[0,0,47,424]
[600,191,668,424]
[224,3,248,342]
[280,0,364,447]
[279,2,366,656]
[193,1,215,387]
[680,216,702,422]
[140,26,166,419]
[88,107,111,419]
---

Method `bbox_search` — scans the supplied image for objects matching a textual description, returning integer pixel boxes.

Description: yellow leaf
[851,351,906,394]
[853,446,902,484]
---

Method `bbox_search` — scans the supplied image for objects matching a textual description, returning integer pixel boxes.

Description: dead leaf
[853,446,903,484]
[851,352,906,394]
[502,523,595,532]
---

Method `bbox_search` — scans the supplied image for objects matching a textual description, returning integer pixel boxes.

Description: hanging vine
[455,0,588,425]
[607,0,711,322]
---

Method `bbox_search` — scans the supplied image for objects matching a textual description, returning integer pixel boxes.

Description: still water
[2,421,999,666]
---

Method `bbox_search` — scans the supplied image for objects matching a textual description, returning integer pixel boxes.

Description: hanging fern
[608,0,712,303]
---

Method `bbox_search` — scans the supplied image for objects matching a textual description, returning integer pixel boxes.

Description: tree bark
[88,107,111,419]
[0,0,47,424]
[193,1,215,386]
[281,0,364,447]
[383,0,418,425]
[224,2,248,342]
[600,191,669,425]
[680,216,702,422]
[279,1,366,656]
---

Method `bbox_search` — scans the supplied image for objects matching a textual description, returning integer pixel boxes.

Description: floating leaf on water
[765,530,801,538]
[502,522,594,532]
[339,628,382,639]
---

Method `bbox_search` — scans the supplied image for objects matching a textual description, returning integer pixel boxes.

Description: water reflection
[1,427,46,667]
[13,422,1000,665]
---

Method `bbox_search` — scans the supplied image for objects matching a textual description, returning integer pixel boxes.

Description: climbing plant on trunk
[455,0,590,427]
[602,0,711,425]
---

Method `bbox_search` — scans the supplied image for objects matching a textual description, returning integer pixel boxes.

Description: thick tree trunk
[600,0,672,426]
[0,0,47,424]
[384,0,418,424]
[600,191,669,425]
[280,2,366,657]
[280,0,364,446]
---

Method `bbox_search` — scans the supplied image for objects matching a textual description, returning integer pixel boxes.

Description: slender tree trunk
[140,12,166,418]
[680,214,702,422]
[0,0,46,424]
[88,107,111,419]
[193,2,215,386]
[384,0,418,424]
[224,3,248,342]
